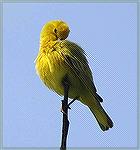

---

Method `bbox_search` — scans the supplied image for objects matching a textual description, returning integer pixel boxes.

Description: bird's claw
[61,100,71,114]
[61,108,67,115]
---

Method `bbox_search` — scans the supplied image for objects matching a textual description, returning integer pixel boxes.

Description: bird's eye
[54,28,57,33]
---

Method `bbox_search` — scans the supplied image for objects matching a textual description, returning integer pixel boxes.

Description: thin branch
[60,75,70,150]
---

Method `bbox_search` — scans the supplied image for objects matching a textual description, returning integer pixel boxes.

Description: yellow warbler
[35,20,113,131]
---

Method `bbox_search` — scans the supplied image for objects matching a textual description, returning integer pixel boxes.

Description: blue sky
[3,2,137,148]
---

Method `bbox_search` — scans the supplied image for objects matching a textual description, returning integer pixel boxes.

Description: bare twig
[60,76,70,150]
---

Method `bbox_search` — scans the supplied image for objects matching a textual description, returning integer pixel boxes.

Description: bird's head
[40,20,70,41]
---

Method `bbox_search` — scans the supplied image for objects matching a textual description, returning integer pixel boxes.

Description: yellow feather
[35,20,113,131]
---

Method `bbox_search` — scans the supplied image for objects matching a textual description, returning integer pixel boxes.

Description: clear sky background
[3,2,137,148]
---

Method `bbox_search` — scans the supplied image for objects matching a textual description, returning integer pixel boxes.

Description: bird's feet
[61,97,78,114]
[60,100,70,115]
[68,97,78,108]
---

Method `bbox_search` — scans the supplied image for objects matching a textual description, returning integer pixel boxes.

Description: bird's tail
[80,94,113,131]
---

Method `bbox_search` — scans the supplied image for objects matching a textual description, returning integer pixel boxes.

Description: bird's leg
[67,97,78,109]
[61,96,78,112]
[60,75,70,150]
[61,98,73,112]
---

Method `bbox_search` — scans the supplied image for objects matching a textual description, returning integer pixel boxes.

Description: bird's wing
[58,40,103,102]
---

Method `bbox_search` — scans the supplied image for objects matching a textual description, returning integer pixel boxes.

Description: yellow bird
[35,20,113,131]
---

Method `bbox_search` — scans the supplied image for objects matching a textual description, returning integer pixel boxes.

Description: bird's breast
[35,51,67,95]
